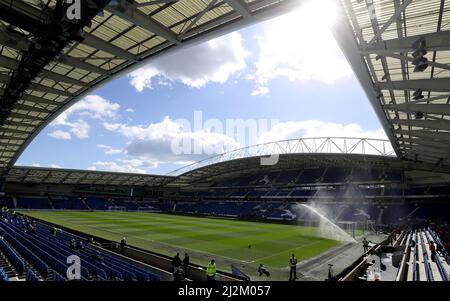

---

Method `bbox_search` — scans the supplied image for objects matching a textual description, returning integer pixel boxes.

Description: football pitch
[22,211,342,268]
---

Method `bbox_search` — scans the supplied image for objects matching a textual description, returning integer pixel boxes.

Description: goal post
[137,206,156,212]
[337,221,358,239]
[108,206,126,212]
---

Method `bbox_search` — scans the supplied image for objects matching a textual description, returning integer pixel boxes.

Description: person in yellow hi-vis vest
[206,259,217,281]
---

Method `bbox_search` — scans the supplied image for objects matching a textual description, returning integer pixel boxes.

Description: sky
[16,1,388,175]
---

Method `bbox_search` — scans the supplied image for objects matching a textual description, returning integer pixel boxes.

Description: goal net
[137,206,157,212]
[108,206,127,212]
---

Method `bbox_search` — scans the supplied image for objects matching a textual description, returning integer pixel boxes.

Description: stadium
[0,0,449,285]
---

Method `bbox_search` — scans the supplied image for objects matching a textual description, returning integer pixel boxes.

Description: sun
[254,0,350,86]
[299,0,339,28]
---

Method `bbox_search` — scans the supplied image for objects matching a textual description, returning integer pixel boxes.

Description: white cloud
[129,32,249,91]
[56,95,120,122]
[48,130,71,140]
[103,116,240,168]
[249,3,352,96]
[88,161,148,174]
[258,120,387,144]
[31,163,41,167]
[251,86,269,97]
[50,95,120,139]
[96,144,122,155]
[125,108,134,113]
[68,119,90,139]
[49,164,61,168]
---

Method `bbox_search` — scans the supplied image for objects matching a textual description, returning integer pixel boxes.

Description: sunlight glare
[254,0,351,86]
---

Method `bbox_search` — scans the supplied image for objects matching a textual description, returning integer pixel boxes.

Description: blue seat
[1,215,163,281]
[26,269,40,281]
[0,237,25,274]
[0,267,9,281]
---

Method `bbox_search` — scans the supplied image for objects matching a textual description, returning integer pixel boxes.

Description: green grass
[22,211,342,268]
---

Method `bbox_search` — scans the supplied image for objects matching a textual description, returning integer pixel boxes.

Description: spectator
[258,264,270,277]
[172,253,182,273]
[444,241,450,253]
[362,238,369,253]
[289,254,298,281]
[429,241,437,262]
[183,253,190,275]
[68,239,77,250]
[387,234,394,246]
[87,237,95,245]
[120,237,127,252]
[206,259,216,281]
[436,242,444,256]
[77,240,85,250]
[173,268,184,282]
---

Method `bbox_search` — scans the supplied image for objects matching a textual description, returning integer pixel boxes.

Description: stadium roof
[6,149,450,188]
[167,153,405,187]
[7,165,173,186]
[6,153,402,187]
[168,137,396,176]
[1,0,449,179]
[335,0,450,171]
[0,0,300,171]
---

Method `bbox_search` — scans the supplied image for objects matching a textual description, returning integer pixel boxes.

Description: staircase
[47,196,55,209]
[44,268,54,281]
[80,198,91,210]
[0,250,19,280]
[1,236,46,281]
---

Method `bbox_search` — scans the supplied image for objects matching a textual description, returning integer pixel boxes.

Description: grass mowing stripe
[21,211,342,268]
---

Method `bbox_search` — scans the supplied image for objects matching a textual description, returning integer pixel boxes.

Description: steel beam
[404,153,445,163]
[396,129,450,141]
[82,34,138,62]
[0,133,25,140]
[367,0,412,45]
[1,88,62,106]
[0,73,10,83]
[14,104,52,114]
[402,146,448,157]
[362,30,450,54]
[0,28,31,51]
[226,0,252,18]
[8,112,45,121]
[399,137,450,150]
[106,4,180,44]
[28,83,74,97]
[40,70,89,88]
[393,118,450,131]
[378,78,450,92]
[20,93,63,106]
[0,55,89,87]
[384,103,450,115]
[180,0,220,39]
[3,120,38,127]
[0,128,31,135]
[0,28,111,76]
[383,53,450,72]
[59,56,110,76]
[0,140,22,147]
